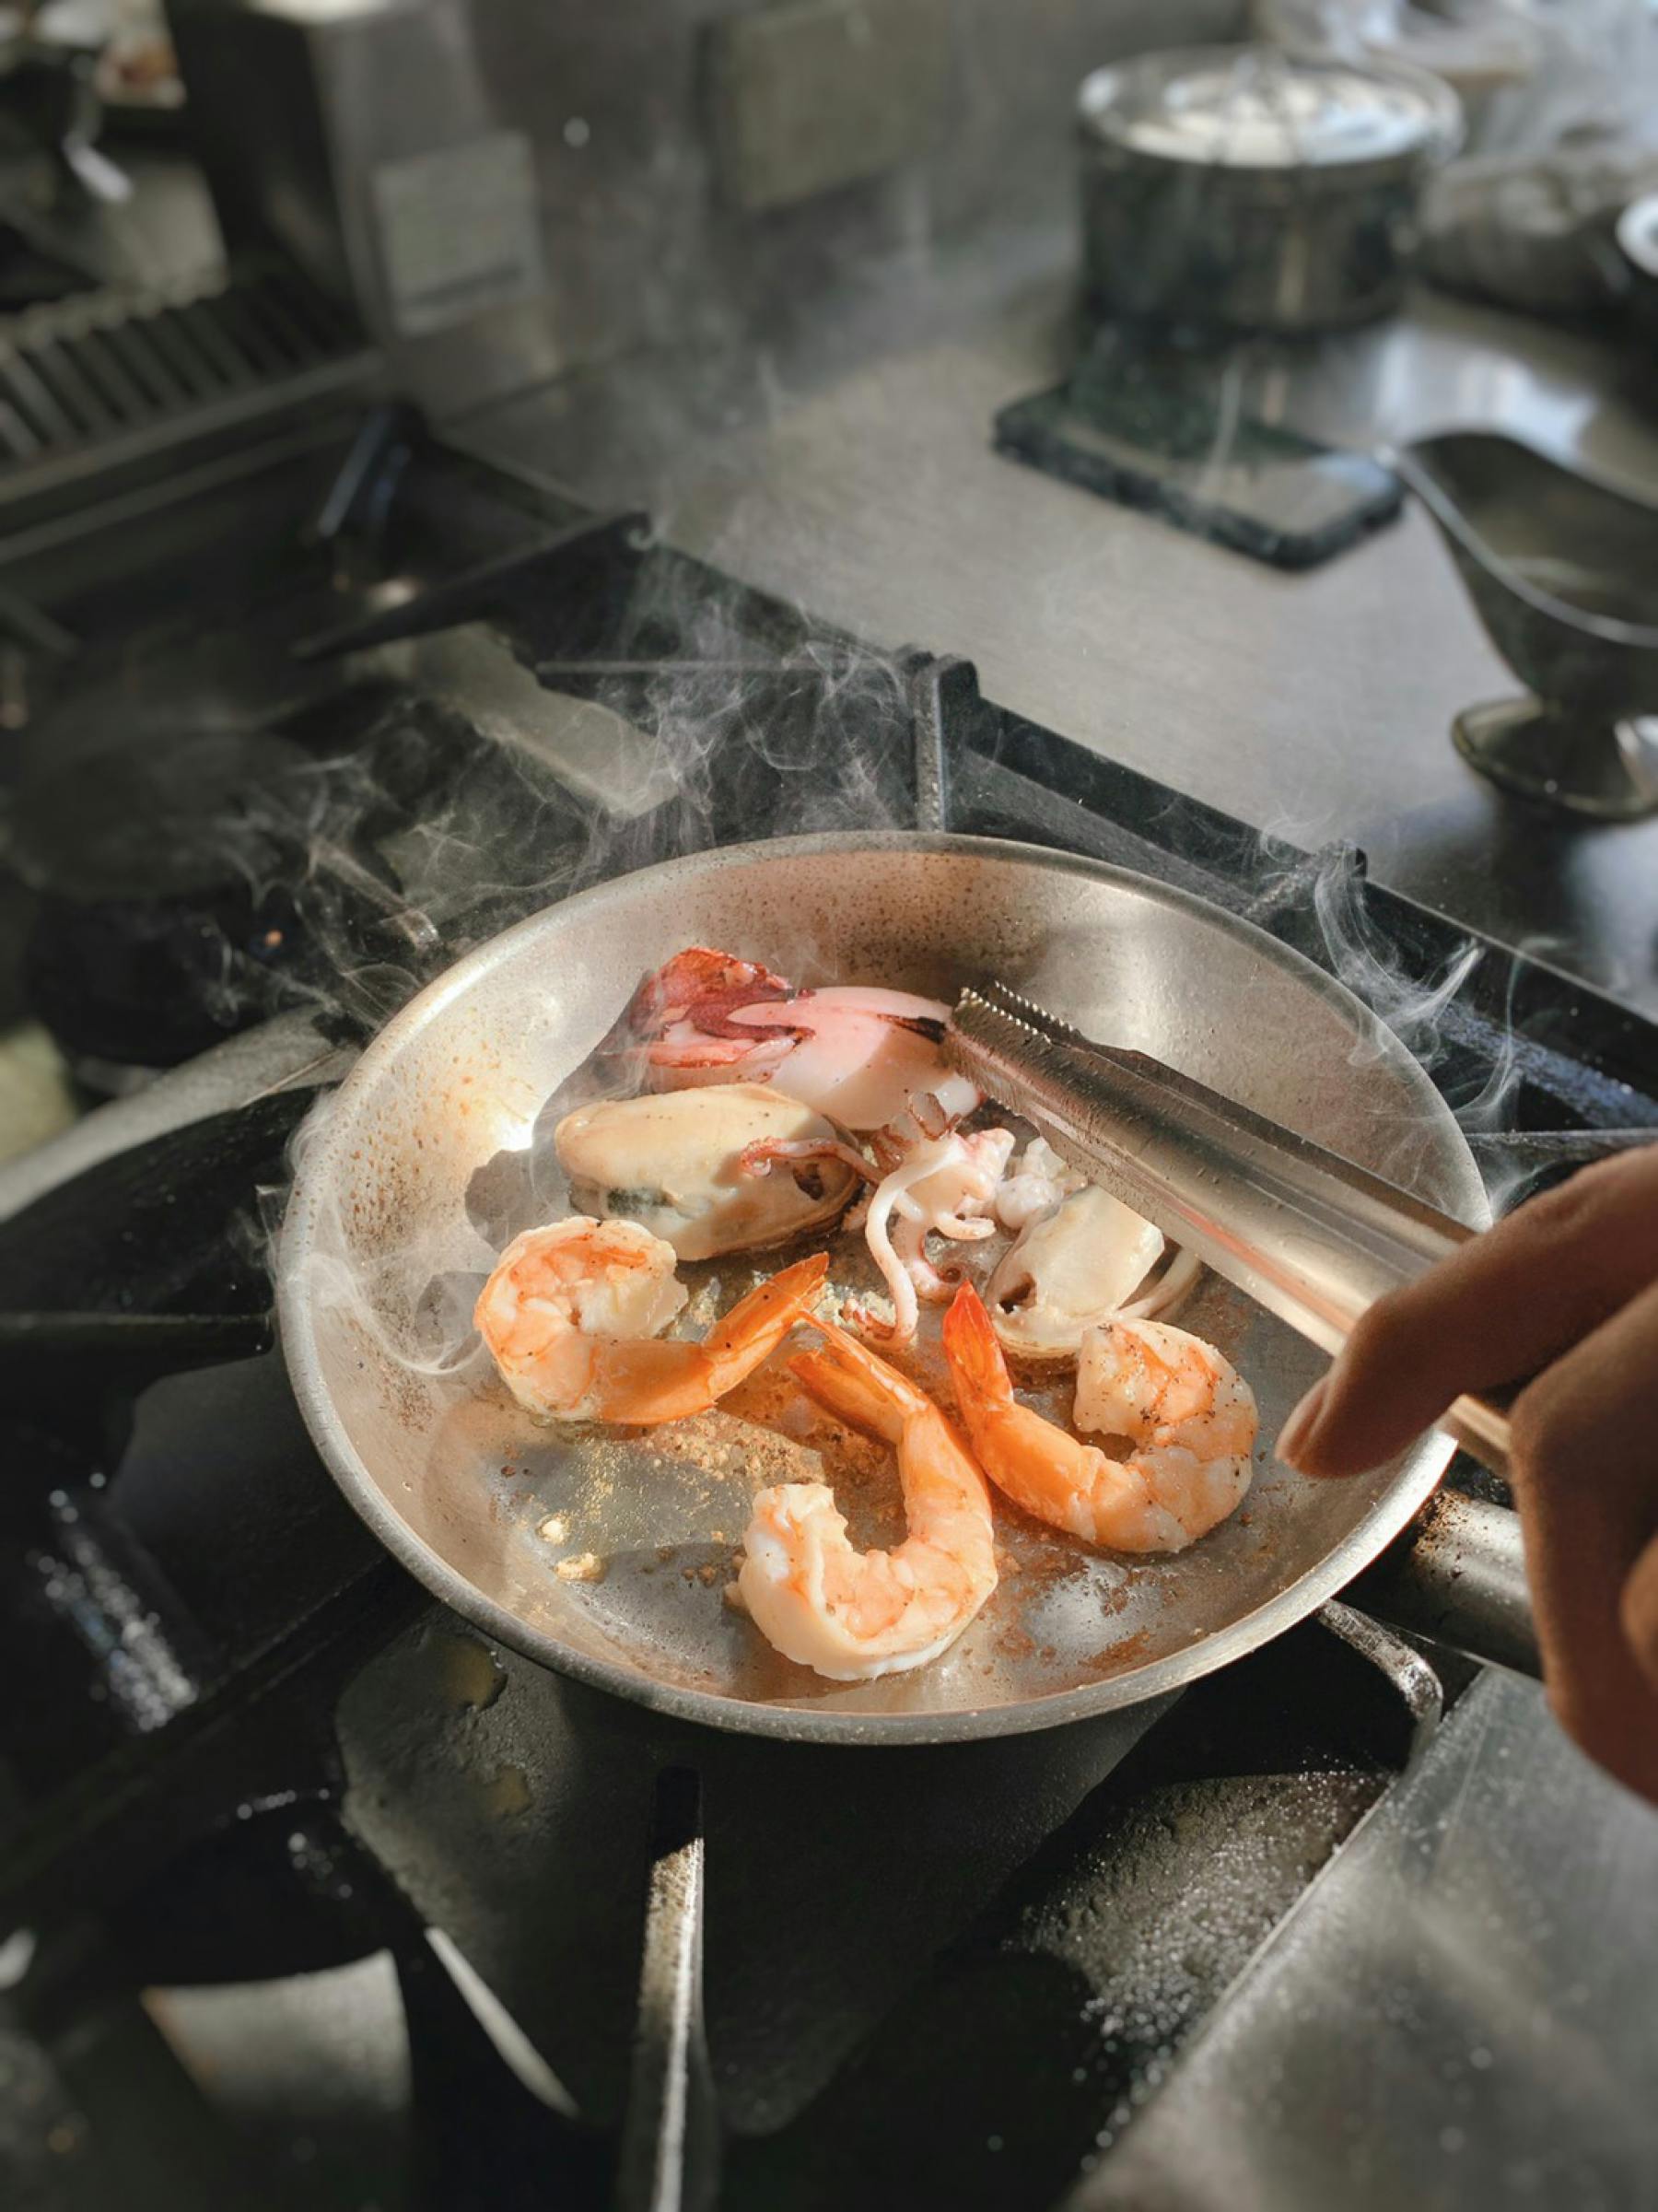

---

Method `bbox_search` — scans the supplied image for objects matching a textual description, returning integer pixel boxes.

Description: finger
[1506,1277,1658,1802]
[1281,1145,1658,1478]
[1619,1530,1658,1699]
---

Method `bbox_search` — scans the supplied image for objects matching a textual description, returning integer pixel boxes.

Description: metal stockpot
[1078,45,1462,334]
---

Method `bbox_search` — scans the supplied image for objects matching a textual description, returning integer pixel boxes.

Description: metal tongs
[945,982,1512,1477]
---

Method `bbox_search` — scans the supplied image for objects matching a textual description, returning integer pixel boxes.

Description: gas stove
[4,413,1657,2212]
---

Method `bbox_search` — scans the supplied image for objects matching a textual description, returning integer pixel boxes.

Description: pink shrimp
[737,1320,997,1679]
[941,1284,1256,1554]
[474,1218,827,1424]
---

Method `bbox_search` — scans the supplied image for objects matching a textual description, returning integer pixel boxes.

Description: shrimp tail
[594,1251,827,1424]
[789,1326,922,1444]
[790,1348,898,1441]
[700,1252,829,1388]
[940,1282,1018,1415]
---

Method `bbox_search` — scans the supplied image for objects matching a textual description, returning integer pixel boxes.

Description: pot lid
[1080,44,1459,175]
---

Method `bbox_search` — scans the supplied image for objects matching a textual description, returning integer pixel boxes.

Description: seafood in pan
[739,1320,998,1680]
[833,1107,1016,1348]
[597,946,1185,1350]
[603,946,958,1130]
[555,1086,861,1259]
[473,1219,826,1424]
[943,1284,1256,1553]
[987,1182,1202,1359]
[603,946,991,1342]
[472,945,1255,1679]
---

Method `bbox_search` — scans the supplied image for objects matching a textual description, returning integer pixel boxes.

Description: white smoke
[1245,829,1654,1217]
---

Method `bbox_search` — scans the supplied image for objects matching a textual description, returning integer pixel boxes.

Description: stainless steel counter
[1066,1668,1658,2212]
[466,229,1658,1020]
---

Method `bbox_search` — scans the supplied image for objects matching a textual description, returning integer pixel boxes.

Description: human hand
[1276,1144,1658,1803]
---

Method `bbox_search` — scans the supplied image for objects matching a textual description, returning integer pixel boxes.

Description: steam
[261,1077,488,1381]
[184,474,1651,1372]
[1245,829,1657,1216]
[134,537,923,1060]
[258,649,1658,1512]
[227,537,929,1380]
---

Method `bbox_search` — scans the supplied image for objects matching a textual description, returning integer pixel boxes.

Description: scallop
[554,1085,860,1261]
[987,1183,1165,1361]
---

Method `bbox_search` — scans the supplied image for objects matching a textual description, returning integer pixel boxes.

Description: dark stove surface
[1,404,928,1085]
[4,412,1657,2212]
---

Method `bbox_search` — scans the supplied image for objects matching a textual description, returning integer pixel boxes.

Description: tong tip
[951,978,1092,1051]
[945,984,1072,1104]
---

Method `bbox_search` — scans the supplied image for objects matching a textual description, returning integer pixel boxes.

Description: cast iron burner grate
[0,259,378,518]
[3,411,1656,2212]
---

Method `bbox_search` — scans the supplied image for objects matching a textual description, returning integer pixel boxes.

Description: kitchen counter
[1068,1666,1658,2212]
[466,226,1658,1025]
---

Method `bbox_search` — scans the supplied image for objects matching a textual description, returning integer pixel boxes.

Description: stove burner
[12,683,603,1074]
[17,729,312,905]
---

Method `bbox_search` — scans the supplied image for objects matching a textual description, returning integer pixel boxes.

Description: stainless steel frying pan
[277,833,1507,1745]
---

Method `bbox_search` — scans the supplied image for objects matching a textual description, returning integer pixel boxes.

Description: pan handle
[1349,1488,1541,1680]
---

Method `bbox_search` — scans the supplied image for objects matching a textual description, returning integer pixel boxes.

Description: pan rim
[277,829,1482,1746]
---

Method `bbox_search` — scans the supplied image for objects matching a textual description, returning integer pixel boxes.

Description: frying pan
[278,833,1504,1745]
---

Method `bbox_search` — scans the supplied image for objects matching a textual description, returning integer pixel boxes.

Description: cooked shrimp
[737,1320,998,1679]
[941,1285,1256,1554]
[474,1217,827,1424]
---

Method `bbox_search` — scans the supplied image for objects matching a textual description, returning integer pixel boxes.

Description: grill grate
[0,261,378,498]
